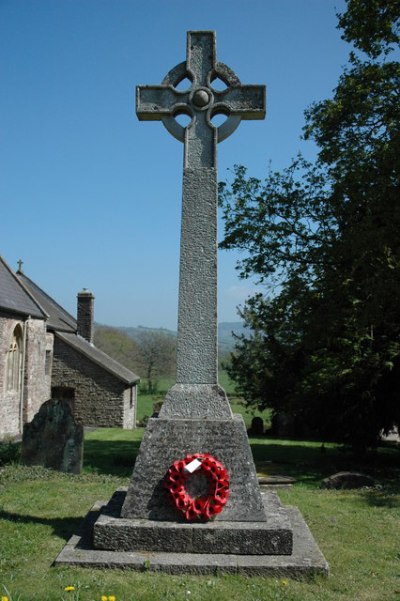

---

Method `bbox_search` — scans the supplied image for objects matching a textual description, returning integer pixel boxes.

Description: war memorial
[56,30,328,576]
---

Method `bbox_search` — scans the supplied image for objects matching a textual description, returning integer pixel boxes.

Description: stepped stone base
[94,489,292,555]
[54,412,329,576]
[54,492,329,576]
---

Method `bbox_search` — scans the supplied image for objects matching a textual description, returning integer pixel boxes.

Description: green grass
[0,431,399,601]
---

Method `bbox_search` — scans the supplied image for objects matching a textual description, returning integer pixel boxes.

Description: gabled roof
[17,272,76,333]
[0,256,47,319]
[56,331,140,385]
[1,257,140,386]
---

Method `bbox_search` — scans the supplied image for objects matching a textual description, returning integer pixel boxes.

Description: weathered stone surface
[121,416,266,522]
[21,398,83,474]
[94,489,292,555]
[320,471,375,490]
[54,493,329,576]
[160,384,232,419]
[175,167,219,387]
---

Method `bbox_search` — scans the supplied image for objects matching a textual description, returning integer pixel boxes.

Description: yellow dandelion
[64,587,76,593]
[2,596,10,601]
[101,596,108,601]
[108,596,116,601]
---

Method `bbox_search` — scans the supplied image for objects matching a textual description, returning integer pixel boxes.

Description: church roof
[17,272,76,333]
[0,257,47,319]
[0,257,140,386]
[56,331,140,385]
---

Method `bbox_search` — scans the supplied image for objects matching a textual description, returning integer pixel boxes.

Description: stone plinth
[55,493,329,577]
[94,489,292,555]
[120,415,265,523]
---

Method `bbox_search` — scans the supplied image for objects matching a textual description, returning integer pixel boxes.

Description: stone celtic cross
[137,31,265,418]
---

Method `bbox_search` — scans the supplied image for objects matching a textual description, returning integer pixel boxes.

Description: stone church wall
[52,337,134,428]
[0,313,50,438]
[122,386,136,429]
[0,312,24,437]
[24,320,52,423]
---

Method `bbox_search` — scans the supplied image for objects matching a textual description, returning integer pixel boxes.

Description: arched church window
[6,325,23,392]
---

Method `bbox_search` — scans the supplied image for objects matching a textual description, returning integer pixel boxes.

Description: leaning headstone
[21,399,83,474]
[321,471,375,490]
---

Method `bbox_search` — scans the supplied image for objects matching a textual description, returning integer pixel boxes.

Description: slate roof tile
[0,257,47,319]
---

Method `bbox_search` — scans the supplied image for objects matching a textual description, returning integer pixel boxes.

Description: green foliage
[135,329,176,394]
[338,0,400,58]
[94,325,178,393]
[219,1,400,450]
[94,325,140,372]
[0,441,20,466]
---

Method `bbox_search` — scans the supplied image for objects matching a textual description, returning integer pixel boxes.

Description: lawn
[0,428,399,601]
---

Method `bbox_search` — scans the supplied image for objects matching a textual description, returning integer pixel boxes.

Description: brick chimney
[77,289,95,344]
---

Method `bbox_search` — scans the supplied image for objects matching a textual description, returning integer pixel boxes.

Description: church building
[0,256,139,439]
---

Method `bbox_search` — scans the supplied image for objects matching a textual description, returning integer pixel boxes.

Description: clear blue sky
[0,0,349,330]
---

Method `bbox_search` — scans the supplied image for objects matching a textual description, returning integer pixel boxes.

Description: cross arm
[136,85,189,121]
[216,85,266,120]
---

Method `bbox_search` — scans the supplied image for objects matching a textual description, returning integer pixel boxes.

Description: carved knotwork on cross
[136,31,266,169]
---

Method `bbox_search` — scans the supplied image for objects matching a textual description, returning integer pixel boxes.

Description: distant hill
[119,325,176,342]
[218,322,247,354]
[94,322,247,384]
[98,322,246,355]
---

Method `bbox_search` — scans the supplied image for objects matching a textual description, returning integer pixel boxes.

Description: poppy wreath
[165,453,230,521]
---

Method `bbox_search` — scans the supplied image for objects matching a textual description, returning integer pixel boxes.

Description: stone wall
[0,312,50,438]
[122,386,136,429]
[24,320,52,423]
[52,337,135,428]
[0,312,24,437]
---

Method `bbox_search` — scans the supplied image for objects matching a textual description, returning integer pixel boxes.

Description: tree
[135,330,176,394]
[94,325,141,371]
[219,0,400,449]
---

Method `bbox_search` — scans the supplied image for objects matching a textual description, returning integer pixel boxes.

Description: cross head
[136,31,266,169]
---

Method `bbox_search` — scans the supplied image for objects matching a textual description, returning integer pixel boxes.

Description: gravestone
[21,398,83,474]
[321,471,375,490]
[56,31,328,575]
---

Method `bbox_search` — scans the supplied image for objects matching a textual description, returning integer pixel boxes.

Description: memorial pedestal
[120,415,265,522]
[92,415,293,557]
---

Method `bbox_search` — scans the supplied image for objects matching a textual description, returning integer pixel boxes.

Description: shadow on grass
[83,438,141,477]
[250,438,400,488]
[361,485,400,508]
[0,508,81,541]
[81,430,400,502]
